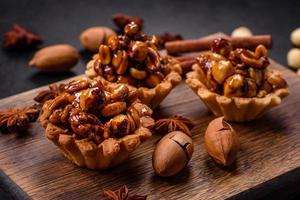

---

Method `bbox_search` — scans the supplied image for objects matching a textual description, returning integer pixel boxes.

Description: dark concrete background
[0,0,300,99]
[0,0,300,199]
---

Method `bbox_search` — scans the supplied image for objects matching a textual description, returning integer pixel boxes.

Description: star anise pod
[154,115,194,136]
[34,83,65,105]
[0,105,40,132]
[112,13,144,30]
[3,24,43,49]
[102,185,147,200]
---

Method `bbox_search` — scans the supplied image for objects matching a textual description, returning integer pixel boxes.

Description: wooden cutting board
[1,47,300,200]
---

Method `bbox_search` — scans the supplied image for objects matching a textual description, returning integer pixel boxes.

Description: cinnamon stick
[173,56,197,73]
[165,35,272,54]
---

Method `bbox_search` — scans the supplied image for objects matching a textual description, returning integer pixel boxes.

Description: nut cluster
[91,22,171,88]
[44,78,152,144]
[198,38,287,98]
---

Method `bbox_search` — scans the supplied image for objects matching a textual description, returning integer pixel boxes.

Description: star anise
[34,83,65,105]
[0,106,40,132]
[154,115,194,136]
[3,24,43,49]
[102,185,147,200]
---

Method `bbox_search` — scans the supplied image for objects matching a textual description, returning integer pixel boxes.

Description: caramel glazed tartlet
[40,78,155,169]
[85,22,182,109]
[186,38,289,122]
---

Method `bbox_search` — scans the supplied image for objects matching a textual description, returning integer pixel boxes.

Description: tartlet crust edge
[186,64,290,122]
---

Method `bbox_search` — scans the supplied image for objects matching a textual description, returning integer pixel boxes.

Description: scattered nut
[79,27,116,52]
[231,26,253,37]
[290,27,300,47]
[152,131,193,177]
[287,48,300,69]
[29,44,79,72]
[204,117,239,166]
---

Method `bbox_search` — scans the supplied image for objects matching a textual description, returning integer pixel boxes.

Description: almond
[79,27,116,52]
[29,44,79,72]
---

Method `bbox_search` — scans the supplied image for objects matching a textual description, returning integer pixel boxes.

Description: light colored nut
[287,48,300,69]
[29,44,79,72]
[130,68,147,80]
[101,102,126,117]
[298,69,300,76]
[231,26,253,37]
[291,28,300,47]
[80,27,116,52]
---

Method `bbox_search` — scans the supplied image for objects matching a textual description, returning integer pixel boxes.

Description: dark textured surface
[1,0,300,199]
[1,0,300,98]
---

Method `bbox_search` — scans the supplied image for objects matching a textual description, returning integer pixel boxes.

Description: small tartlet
[85,22,182,109]
[40,78,154,170]
[186,38,289,122]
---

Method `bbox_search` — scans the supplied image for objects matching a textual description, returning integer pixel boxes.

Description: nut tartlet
[186,38,289,122]
[85,22,182,109]
[40,78,154,169]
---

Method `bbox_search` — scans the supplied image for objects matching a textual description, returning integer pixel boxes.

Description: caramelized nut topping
[198,39,287,98]
[87,22,178,88]
[44,78,152,143]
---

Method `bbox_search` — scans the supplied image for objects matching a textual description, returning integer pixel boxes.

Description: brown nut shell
[79,27,116,52]
[204,117,239,166]
[29,44,79,72]
[152,131,193,177]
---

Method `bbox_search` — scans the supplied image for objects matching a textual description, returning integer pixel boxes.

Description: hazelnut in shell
[231,26,253,37]
[152,131,193,177]
[290,27,300,47]
[204,117,239,166]
[287,48,300,69]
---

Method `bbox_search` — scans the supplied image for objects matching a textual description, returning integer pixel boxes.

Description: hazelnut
[128,41,148,62]
[223,74,257,98]
[290,28,300,47]
[152,131,193,177]
[287,48,300,69]
[204,117,239,166]
[211,60,234,84]
[231,26,253,37]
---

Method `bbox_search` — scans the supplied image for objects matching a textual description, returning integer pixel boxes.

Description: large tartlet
[40,78,154,169]
[85,22,182,109]
[186,38,289,122]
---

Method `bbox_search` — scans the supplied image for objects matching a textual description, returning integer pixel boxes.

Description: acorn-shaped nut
[152,131,193,177]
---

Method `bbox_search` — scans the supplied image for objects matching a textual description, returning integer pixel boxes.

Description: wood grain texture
[0,53,300,199]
